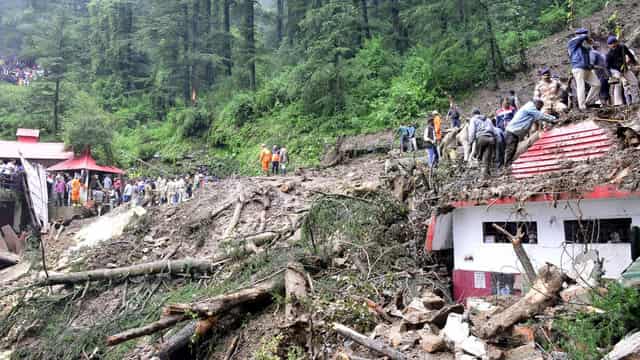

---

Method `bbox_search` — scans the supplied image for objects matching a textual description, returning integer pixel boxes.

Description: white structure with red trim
[427,121,640,302]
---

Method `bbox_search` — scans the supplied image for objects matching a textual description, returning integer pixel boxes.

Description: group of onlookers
[0,57,42,86]
[50,172,209,214]
[259,144,289,175]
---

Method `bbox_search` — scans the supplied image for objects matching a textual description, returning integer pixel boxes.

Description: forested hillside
[0,0,613,174]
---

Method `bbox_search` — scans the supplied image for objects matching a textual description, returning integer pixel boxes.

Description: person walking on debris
[495,98,517,131]
[424,117,439,168]
[568,28,601,110]
[606,35,639,105]
[468,109,496,177]
[591,43,611,106]
[447,96,461,128]
[271,145,280,175]
[279,146,289,175]
[492,117,506,169]
[432,110,443,143]
[259,144,271,175]
[504,99,558,166]
[398,125,412,153]
[534,67,568,115]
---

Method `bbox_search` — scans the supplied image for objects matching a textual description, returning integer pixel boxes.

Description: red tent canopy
[47,150,125,175]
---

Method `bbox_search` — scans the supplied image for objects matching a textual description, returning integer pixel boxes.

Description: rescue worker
[71,175,82,207]
[534,67,568,115]
[590,43,610,106]
[606,35,639,105]
[504,100,558,167]
[259,144,272,175]
[468,109,496,177]
[568,28,601,110]
[495,98,517,131]
[424,117,438,168]
[432,110,442,143]
[271,145,280,175]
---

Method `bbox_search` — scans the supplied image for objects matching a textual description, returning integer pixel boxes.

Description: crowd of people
[49,172,210,215]
[258,144,289,175]
[397,28,639,178]
[0,56,42,86]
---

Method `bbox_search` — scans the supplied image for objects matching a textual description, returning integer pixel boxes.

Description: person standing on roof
[606,35,639,105]
[534,67,568,115]
[468,109,496,177]
[590,43,610,106]
[446,96,461,128]
[504,99,558,167]
[424,117,438,168]
[259,144,271,175]
[495,98,517,131]
[568,28,601,110]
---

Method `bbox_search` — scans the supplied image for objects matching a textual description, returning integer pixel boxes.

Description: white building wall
[452,198,640,279]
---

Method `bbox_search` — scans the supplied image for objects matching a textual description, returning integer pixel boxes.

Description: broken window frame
[482,221,538,244]
[563,218,632,244]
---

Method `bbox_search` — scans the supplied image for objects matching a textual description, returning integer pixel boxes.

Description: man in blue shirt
[504,100,558,166]
[568,28,601,110]
[398,125,417,153]
[590,43,610,105]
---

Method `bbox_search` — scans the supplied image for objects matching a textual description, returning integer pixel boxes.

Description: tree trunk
[0,251,20,269]
[457,0,471,53]
[276,0,284,44]
[244,0,256,91]
[333,323,408,360]
[475,264,564,339]
[35,258,228,286]
[165,277,284,318]
[156,321,198,360]
[222,0,232,76]
[359,0,370,40]
[285,262,308,323]
[390,0,404,53]
[53,78,60,134]
[106,315,187,346]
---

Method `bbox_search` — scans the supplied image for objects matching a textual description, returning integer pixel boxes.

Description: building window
[482,222,538,244]
[564,218,632,244]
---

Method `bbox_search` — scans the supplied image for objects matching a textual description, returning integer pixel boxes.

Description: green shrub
[540,5,568,34]
[555,283,640,360]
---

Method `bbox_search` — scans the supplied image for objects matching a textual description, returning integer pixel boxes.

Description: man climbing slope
[568,28,601,110]
[468,109,496,177]
[534,67,567,115]
[606,35,639,105]
[504,100,558,167]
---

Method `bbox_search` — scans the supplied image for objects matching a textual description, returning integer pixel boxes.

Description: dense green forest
[0,0,611,174]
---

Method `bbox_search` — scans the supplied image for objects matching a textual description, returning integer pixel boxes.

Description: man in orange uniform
[432,110,442,142]
[259,144,272,175]
[71,175,82,207]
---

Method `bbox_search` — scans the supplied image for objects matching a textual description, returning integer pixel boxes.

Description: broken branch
[492,223,536,284]
[106,315,187,346]
[332,323,408,360]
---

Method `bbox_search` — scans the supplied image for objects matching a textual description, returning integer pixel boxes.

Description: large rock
[442,313,470,345]
[421,333,447,353]
[504,343,543,360]
[421,290,446,310]
[460,336,487,358]
[429,304,465,328]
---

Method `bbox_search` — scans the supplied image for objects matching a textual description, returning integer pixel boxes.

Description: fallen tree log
[106,315,187,346]
[36,257,229,286]
[475,264,564,339]
[0,250,20,268]
[165,277,284,318]
[285,262,308,323]
[155,320,198,360]
[332,323,407,360]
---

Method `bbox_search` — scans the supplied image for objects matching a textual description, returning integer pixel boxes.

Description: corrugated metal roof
[511,120,614,179]
[0,141,73,160]
[48,150,125,174]
[15,128,40,138]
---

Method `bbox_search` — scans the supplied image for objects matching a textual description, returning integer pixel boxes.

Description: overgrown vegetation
[0,0,616,173]
[555,283,640,360]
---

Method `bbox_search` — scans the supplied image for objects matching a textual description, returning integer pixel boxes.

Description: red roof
[511,120,613,179]
[47,150,125,175]
[0,140,73,160]
[16,128,40,138]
